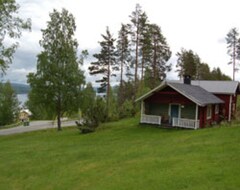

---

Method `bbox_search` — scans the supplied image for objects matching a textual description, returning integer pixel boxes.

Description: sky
[3,0,240,84]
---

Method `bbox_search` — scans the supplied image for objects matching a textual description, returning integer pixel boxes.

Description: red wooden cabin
[136,77,239,129]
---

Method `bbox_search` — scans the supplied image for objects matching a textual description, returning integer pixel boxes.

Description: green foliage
[89,27,117,106]
[83,97,107,128]
[176,49,231,80]
[25,91,55,120]
[129,4,147,83]
[143,24,171,88]
[210,67,231,80]
[27,9,85,130]
[80,82,96,115]
[107,86,119,121]
[117,80,144,118]
[0,0,31,74]
[117,80,135,106]
[1,118,240,189]
[116,24,131,86]
[0,81,19,126]
[128,4,171,94]
[176,48,201,79]
[119,99,135,118]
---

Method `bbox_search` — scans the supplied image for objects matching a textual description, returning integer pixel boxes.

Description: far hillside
[10,83,30,94]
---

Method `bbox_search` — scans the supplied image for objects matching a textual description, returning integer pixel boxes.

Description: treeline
[0,1,233,128]
[176,48,231,80]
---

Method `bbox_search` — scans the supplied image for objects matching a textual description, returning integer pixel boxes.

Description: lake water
[17,94,28,107]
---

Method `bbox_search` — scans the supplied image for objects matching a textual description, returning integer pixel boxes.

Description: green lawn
[0,117,240,190]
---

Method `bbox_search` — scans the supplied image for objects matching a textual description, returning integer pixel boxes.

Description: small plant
[76,97,107,134]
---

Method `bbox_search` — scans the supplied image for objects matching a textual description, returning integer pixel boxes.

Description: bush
[83,97,107,129]
[119,100,135,118]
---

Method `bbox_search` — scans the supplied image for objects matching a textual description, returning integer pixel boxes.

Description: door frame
[169,104,181,121]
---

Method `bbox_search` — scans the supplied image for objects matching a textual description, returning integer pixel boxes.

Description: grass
[0,117,240,190]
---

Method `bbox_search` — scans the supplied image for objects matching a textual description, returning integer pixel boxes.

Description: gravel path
[0,120,76,136]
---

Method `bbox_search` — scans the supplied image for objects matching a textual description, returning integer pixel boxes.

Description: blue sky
[3,0,240,84]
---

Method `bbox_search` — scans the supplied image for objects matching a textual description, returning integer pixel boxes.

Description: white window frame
[207,105,212,119]
[215,104,219,114]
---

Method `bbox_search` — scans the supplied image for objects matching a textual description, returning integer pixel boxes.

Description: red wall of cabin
[215,94,237,121]
[198,105,220,128]
[144,86,222,128]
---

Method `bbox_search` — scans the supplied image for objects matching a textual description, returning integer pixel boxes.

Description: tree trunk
[57,97,62,131]
[57,111,61,131]
[134,24,140,97]
[153,39,157,88]
[107,57,111,112]
[135,39,139,84]
[120,46,124,87]
[233,40,236,81]
[141,55,144,80]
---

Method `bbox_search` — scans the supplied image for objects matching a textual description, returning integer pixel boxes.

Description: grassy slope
[0,117,240,190]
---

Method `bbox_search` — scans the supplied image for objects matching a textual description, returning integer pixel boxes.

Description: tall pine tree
[89,27,116,110]
[226,27,239,81]
[148,24,171,88]
[129,4,148,88]
[116,24,131,87]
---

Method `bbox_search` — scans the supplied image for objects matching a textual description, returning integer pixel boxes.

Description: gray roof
[169,80,239,94]
[136,81,224,106]
[168,83,224,106]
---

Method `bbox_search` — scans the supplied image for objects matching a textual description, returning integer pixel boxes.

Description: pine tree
[139,12,150,79]
[176,49,200,79]
[226,27,239,81]
[89,27,117,110]
[148,24,171,88]
[116,24,131,106]
[129,4,148,87]
[116,24,131,87]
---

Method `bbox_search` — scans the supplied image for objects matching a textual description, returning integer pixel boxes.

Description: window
[215,105,219,114]
[207,105,212,119]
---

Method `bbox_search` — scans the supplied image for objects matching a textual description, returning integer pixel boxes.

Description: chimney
[184,75,191,85]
